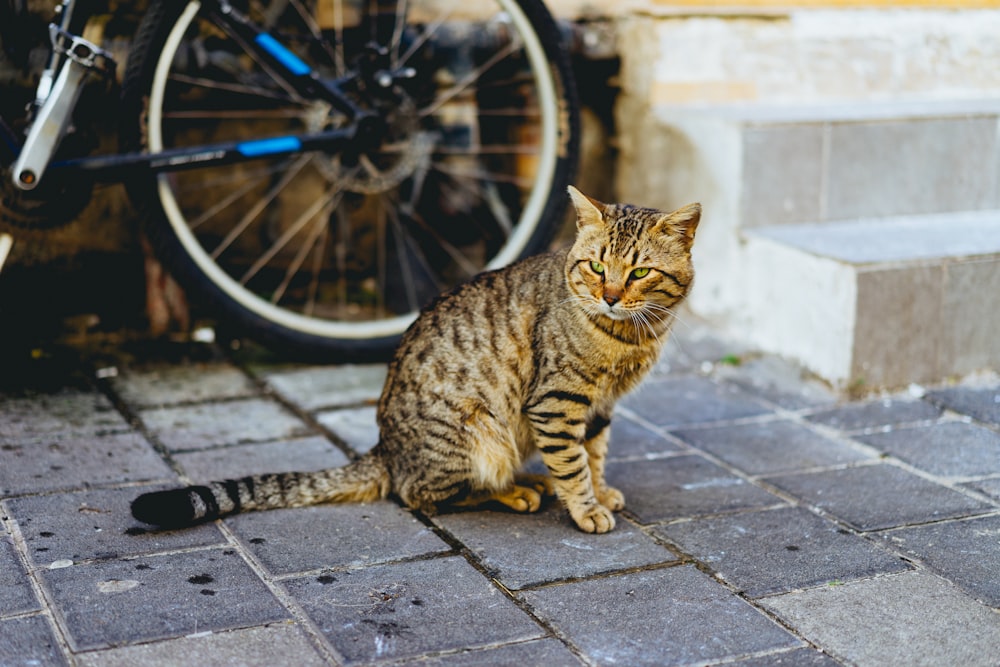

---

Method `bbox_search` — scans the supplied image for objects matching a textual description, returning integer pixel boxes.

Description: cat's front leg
[525,394,615,533]
[584,414,625,512]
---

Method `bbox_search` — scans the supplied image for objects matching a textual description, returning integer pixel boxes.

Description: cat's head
[565,186,701,328]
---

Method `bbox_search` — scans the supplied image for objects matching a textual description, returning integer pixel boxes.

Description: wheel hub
[316,94,433,195]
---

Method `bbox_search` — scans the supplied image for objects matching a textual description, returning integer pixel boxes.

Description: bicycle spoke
[163,109,310,120]
[168,73,295,103]
[287,0,341,71]
[304,222,329,316]
[419,38,521,117]
[389,0,409,64]
[474,107,542,118]
[240,185,345,285]
[399,201,481,278]
[210,153,311,260]
[329,0,347,76]
[334,197,349,317]
[168,162,283,196]
[189,168,277,230]
[482,181,513,235]
[430,159,534,188]
[394,0,457,69]
[431,144,540,156]
[270,196,334,305]
[388,200,425,312]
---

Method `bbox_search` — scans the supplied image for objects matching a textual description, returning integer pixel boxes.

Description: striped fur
[131,187,700,533]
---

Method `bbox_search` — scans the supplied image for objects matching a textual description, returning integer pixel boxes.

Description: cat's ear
[655,203,701,245]
[568,186,607,230]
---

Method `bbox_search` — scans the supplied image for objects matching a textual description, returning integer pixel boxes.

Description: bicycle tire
[120,0,579,361]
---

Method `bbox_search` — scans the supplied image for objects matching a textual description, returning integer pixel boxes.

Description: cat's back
[379,250,567,413]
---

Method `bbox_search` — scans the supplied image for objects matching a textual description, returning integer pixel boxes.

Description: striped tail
[130,452,390,528]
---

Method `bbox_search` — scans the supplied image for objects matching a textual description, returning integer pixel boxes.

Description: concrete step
[615,98,1000,391]
[738,211,1000,392]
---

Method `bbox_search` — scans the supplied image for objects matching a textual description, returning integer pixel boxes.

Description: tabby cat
[131,187,701,533]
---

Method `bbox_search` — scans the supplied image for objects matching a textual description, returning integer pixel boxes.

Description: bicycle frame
[4,0,384,190]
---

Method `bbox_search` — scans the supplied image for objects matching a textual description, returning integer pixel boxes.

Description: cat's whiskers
[643,302,691,332]
[628,309,660,344]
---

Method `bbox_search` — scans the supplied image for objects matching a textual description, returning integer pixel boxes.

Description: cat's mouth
[600,303,630,321]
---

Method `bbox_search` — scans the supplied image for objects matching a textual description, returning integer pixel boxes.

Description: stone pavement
[1,325,999,666]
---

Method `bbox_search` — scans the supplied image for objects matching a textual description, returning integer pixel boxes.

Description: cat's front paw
[572,504,616,534]
[597,486,625,512]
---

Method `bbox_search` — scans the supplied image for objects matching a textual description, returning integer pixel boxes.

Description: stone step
[736,100,1000,229]
[616,98,1000,391]
[737,211,1000,391]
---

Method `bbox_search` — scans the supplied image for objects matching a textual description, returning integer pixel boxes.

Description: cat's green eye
[590,261,605,274]
[631,267,651,279]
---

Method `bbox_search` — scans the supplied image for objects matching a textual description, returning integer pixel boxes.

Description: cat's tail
[130,451,391,528]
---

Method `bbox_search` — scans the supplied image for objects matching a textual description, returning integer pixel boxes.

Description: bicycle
[0,0,579,360]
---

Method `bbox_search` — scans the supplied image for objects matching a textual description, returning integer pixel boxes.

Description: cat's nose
[603,291,620,306]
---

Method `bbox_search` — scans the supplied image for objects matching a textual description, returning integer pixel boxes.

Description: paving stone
[856,421,1000,478]
[141,398,311,452]
[606,414,683,460]
[804,398,942,432]
[621,376,772,428]
[523,565,800,666]
[653,322,752,376]
[656,507,908,598]
[0,615,67,667]
[227,502,449,575]
[0,534,39,615]
[173,436,349,482]
[41,548,290,650]
[605,455,782,524]
[75,623,328,667]
[672,420,872,475]
[765,464,993,531]
[111,364,258,408]
[5,487,226,567]
[411,638,582,666]
[264,364,387,411]
[965,477,1000,502]
[284,556,543,665]
[0,431,174,497]
[434,505,676,590]
[925,384,1000,425]
[713,356,839,410]
[315,406,380,454]
[760,570,1000,667]
[728,648,842,667]
[0,390,130,441]
[880,514,1000,608]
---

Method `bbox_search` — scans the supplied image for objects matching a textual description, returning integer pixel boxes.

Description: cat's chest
[587,350,656,404]
[614,356,654,391]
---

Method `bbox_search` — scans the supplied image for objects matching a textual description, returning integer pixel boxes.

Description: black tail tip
[131,488,203,528]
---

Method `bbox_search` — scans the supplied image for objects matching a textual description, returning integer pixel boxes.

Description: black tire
[120,0,579,361]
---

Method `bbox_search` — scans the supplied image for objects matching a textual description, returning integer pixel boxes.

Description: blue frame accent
[236,136,303,157]
[255,33,311,76]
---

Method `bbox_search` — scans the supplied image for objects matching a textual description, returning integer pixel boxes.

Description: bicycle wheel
[121,0,579,360]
